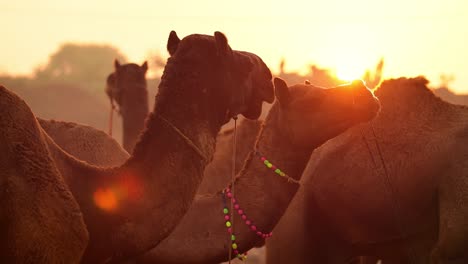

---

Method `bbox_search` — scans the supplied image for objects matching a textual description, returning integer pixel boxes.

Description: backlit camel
[106,60,149,152]
[0,31,274,263]
[135,77,380,263]
[266,77,468,264]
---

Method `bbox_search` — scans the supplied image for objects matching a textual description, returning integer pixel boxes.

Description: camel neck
[138,105,315,264]
[121,86,149,153]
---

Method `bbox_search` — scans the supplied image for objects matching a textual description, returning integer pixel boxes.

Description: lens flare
[93,188,118,211]
[93,173,144,212]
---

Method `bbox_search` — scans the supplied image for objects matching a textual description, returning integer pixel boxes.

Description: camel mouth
[241,96,264,120]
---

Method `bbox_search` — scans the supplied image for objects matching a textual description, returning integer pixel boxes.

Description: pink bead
[227,228,232,233]
[232,198,236,203]
[250,225,257,231]
[234,249,239,255]
[261,157,266,162]
[241,215,247,220]
[245,220,251,225]
[271,165,277,170]
[226,192,232,198]
[234,204,240,210]
[226,188,230,193]
[269,232,273,236]
[237,209,243,215]
[224,215,230,221]
[256,231,262,236]
[262,234,267,239]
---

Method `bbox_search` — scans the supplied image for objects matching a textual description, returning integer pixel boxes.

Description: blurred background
[1,0,467,143]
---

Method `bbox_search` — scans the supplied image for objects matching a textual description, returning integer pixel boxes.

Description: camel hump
[39,119,129,166]
[0,86,36,130]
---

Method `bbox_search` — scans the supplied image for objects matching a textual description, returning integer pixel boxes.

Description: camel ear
[214,31,230,57]
[274,77,290,107]
[105,73,116,98]
[141,61,148,73]
[114,59,121,70]
[305,80,311,85]
[167,30,180,56]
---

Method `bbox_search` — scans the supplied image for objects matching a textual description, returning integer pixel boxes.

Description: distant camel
[266,77,468,264]
[106,60,149,153]
[136,78,380,263]
[0,31,274,263]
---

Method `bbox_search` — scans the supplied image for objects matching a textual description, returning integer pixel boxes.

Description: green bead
[223,208,229,214]
[232,243,238,249]
[275,169,281,174]
[231,234,236,241]
[226,221,231,227]
[266,163,273,168]
[263,160,269,165]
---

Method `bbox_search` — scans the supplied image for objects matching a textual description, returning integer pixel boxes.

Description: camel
[106,60,149,152]
[266,77,468,264]
[132,77,380,263]
[38,118,129,167]
[0,86,88,263]
[0,31,274,263]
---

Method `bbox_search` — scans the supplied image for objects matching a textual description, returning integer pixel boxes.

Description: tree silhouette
[34,43,127,90]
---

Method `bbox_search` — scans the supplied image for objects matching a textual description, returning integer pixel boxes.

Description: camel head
[272,78,380,148]
[105,60,148,115]
[164,31,274,125]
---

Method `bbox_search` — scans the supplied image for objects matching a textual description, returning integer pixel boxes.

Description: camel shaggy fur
[38,118,129,167]
[266,77,468,264]
[0,86,88,263]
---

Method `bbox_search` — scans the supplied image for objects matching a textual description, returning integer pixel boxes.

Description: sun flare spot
[94,188,118,211]
[92,173,144,212]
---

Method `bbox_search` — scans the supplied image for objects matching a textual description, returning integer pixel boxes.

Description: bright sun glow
[335,65,365,82]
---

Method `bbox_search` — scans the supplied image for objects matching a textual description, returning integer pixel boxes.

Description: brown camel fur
[106,61,149,153]
[135,77,380,264]
[38,118,129,167]
[1,31,274,263]
[266,77,468,264]
[198,118,262,194]
[0,86,88,263]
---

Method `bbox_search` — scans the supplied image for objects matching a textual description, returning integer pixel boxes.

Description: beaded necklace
[221,150,297,261]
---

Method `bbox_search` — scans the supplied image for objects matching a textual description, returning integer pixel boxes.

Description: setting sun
[335,64,366,82]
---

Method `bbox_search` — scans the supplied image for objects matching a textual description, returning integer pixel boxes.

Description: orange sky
[1,0,467,92]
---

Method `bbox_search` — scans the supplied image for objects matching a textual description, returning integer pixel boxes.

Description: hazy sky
[1,0,467,92]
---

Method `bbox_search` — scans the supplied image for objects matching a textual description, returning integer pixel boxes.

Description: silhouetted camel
[106,61,149,153]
